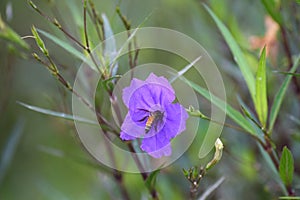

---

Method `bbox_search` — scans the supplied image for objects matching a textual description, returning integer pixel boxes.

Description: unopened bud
[206,138,224,170]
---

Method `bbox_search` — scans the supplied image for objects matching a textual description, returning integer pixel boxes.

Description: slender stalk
[108,90,159,199]
[82,0,102,73]
[32,54,117,134]
[34,51,130,198]
[29,1,100,72]
[116,7,140,79]
[280,25,300,97]
[133,37,140,67]
[88,0,104,40]
[87,2,103,41]
[112,170,131,200]
[29,0,86,49]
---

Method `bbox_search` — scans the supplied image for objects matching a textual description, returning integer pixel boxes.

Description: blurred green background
[1,0,300,199]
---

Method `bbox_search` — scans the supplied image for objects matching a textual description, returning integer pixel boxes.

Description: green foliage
[279,146,294,187]
[185,79,256,135]
[261,0,283,25]
[255,47,268,128]
[204,4,256,102]
[0,15,29,50]
[2,0,300,199]
[145,169,160,192]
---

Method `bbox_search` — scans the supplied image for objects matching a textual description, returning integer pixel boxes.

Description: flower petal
[128,83,175,114]
[123,73,175,112]
[120,131,136,140]
[120,113,144,140]
[120,73,188,158]
[163,103,189,139]
[140,135,172,158]
[145,73,175,99]
[130,108,149,126]
[122,78,144,107]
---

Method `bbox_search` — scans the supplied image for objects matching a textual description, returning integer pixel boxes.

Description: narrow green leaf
[36,29,95,71]
[258,144,288,195]
[185,80,256,135]
[255,47,268,128]
[204,5,256,102]
[145,169,160,191]
[261,0,283,25]
[269,55,300,132]
[17,101,98,125]
[279,146,294,186]
[182,168,189,177]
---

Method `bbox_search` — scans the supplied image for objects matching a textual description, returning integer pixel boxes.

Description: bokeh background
[0,0,299,199]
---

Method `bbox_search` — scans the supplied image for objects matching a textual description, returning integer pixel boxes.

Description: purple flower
[120,73,189,158]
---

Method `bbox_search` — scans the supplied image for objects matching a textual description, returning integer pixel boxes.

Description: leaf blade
[261,0,283,25]
[17,101,98,125]
[279,146,294,186]
[204,4,256,102]
[255,47,268,128]
[145,169,160,191]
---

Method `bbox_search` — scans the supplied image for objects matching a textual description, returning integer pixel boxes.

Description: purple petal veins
[120,73,188,158]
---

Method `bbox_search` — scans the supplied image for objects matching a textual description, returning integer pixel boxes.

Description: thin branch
[280,25,300,98]
[29,1,100,72]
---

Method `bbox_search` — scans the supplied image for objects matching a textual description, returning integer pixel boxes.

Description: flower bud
[206,138,224,170]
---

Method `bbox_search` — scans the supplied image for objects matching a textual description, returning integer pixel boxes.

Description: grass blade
[204,4,256,102]
[269,55,300,132]
[255,47,268,128]
[17,101,98,125]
